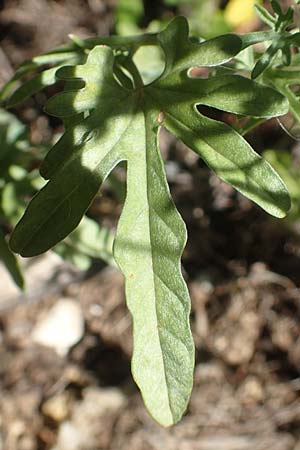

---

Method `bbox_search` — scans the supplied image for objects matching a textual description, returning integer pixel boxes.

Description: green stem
[85,33,158,53]
[114,62,134,89]
[266,71,300,123]
[121,58,144,88]
[238,117,266,136]
[39,33,158,58]
[275,83,300,123]
[238,30,280,48]
[266,67,300,83]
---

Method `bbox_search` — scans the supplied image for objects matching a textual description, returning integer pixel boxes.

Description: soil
[1,1,300,450]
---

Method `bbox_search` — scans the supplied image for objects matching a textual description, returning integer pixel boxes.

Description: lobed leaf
[9,17,292,427]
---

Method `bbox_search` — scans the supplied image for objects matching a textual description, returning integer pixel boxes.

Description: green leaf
[251,40,280,79]
[0,229,24,289]
[10,45,194,426]
[271,0,283,16]
[9,16,291,426]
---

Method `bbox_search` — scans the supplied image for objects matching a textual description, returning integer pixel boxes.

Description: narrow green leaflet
[9,17,291,426]
[0,229,24,289]
[0,51,83,104]
[254,4,276,27]
[6,66,65,108]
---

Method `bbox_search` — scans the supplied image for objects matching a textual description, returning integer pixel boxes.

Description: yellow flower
[225,0,260,27]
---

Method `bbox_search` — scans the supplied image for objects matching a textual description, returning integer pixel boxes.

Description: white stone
[31,298,84,356]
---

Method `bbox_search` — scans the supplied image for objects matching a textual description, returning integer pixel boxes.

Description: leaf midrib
[141,106,192,420]
[143,108,174,421]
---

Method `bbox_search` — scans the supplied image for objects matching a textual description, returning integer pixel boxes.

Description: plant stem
[122,58,144,88]
[238,117,265,136]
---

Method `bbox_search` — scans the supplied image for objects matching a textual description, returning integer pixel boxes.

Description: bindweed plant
[1,1,300,426]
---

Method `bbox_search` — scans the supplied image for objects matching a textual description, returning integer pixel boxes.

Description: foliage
[0,111,115,282]
[1,1,300,426]
[0,109,32,288]
[115,0,144,35]
[228,0,300,139]
[262,53,300,135]
[253,0,300,78]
